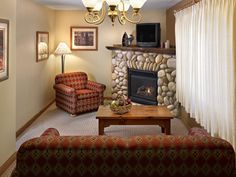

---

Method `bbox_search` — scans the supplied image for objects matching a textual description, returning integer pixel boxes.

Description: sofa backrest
[55,72,88,90]
[13,128,235,177]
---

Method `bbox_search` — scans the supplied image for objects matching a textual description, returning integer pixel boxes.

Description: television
[136,23,161,48]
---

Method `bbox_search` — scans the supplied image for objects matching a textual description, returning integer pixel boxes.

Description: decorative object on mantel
[54,42,71,73]
[110,96,132,114]
[122,32,134,47]
[82,0,147,26]
[127,35,134,46]
[70,26,98,51]
[36,31,49,62]
[122,32,128,46]
[0,18,9,82]
[165,40,170,49]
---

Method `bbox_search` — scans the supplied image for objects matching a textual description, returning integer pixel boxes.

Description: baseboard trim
[16,100,54,138]
[0,152,16,176]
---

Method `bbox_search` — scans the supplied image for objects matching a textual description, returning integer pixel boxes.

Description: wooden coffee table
[96,105,173,135]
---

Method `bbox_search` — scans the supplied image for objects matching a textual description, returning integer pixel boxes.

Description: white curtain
[175,0,236,148]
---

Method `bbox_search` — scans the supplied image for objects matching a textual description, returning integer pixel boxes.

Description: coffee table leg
[99,120,104,135]
[161,127,165,133]
[164,121,171,135]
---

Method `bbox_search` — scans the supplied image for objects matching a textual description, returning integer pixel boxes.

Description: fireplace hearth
[128,68,157,105]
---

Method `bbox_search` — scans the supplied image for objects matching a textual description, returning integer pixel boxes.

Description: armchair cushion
[76,89,99,99]
[53,84,75,96]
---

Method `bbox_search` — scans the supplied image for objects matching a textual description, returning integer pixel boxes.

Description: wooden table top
[96,105,173,120]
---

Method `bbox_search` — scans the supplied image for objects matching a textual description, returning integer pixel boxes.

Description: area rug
[16,103,188,149]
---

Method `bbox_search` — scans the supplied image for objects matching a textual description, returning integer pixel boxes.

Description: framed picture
[70,26,98,51]
[0,19,9,82]
[36,31,49,62]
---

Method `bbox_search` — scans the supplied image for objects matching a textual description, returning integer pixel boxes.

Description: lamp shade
[93,0,103,11]
[54,42,71,55]
[106,0,120,6]
[118,0,130,11]
[130,0,146,9]
[82,0,98,8]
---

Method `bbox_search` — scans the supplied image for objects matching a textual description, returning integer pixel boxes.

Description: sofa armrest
[188,127,210,137]
[53,84,75,96]
[10,168,18,177]
[40,128,60,137]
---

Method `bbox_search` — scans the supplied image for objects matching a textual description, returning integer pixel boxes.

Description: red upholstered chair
[54,72,106,115]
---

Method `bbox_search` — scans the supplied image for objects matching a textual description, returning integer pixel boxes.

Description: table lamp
[54,42,72,73]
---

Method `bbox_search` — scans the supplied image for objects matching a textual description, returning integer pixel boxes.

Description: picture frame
[70,26,98,51]
[0,19,9,82]
[36,31,49,62]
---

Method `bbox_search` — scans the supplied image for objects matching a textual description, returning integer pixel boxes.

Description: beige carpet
[2,103,188,177]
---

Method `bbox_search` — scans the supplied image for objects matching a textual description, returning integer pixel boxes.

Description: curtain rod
[174,0,201,14]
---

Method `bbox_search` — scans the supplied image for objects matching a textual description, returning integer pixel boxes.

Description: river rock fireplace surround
[107,46,178,116]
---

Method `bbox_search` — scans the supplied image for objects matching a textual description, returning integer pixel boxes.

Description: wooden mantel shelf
[106,45,176,55]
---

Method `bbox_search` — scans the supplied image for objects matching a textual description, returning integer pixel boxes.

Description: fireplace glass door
[128,68,157,105]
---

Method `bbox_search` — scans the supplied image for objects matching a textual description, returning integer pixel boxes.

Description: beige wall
[0,0,16,167]
[54,10,166,97]
[16,0,56,130]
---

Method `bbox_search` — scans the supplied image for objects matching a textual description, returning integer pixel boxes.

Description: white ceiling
[33,0,181,10]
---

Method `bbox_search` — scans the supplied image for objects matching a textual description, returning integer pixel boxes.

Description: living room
[0,0,236,176]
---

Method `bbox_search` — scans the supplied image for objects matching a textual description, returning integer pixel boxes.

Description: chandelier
[82,0,147,25]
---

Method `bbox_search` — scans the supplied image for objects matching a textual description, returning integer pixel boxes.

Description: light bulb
[106,0,120,6]
[82,0,98,8]
[130,0,147,9]
[118,0,130,11]
[93,0,103,11]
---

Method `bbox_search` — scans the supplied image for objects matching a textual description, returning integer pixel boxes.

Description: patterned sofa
[11,128,235,177]
[54,72,106,115]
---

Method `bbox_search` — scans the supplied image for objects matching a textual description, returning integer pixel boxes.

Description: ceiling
[33,0,181,10]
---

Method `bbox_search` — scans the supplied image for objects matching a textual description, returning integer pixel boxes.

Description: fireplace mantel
[106,45,176,55]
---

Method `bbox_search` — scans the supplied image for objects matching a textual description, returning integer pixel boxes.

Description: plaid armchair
[54,72,106,115]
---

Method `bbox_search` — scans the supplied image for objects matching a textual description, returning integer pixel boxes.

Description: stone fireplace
[128,68,157,105]
[107,46,178,116]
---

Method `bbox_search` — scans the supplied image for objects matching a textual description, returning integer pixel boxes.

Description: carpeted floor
[2,103,188,177]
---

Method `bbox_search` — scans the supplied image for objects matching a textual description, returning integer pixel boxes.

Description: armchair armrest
[54,84,75,96]
[86,80,106,105]
[86,80,106,93]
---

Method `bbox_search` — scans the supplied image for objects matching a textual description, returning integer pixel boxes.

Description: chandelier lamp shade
[82,0,147,25]
[54,42,72,74]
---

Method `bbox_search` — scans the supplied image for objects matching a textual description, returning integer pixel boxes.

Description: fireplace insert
[128,68,157,105]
